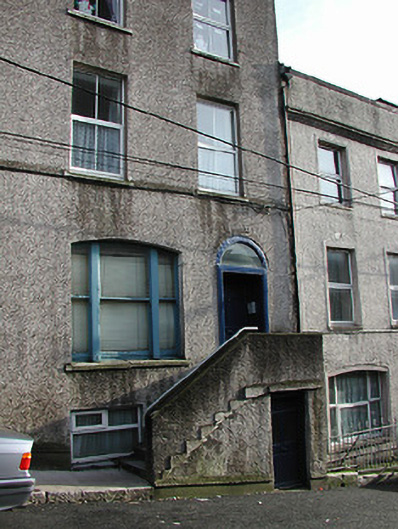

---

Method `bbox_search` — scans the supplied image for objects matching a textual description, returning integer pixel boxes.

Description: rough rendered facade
[1,0,298,472]
[284,69,398,454]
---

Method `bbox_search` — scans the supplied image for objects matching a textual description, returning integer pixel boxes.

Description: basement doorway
[217,238,268,343]
[271,391,307,489]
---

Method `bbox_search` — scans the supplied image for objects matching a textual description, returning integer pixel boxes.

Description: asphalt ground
[1,480,398,529]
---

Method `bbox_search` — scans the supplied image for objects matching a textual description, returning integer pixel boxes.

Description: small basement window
[71,407,142,464]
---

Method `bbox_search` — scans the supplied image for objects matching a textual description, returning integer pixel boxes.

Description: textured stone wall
[0,0,296,464]
[285,71,398,427]
[147,332,326,487]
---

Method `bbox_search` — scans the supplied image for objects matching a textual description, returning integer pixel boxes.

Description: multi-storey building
[1,0,304,486]
[283,68,398,465]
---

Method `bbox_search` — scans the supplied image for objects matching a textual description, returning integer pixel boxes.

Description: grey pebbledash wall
[1,0,296,465]
[147,332,327,488]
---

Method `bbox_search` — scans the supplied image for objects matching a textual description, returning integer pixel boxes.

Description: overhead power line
[0,55,397,211]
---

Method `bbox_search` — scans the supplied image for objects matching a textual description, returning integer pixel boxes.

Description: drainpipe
[279,63,301,333]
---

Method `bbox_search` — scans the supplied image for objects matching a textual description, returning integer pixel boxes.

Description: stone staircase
[161,385,266,480]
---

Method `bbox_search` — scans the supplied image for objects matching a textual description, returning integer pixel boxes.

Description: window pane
[108,408,138,426]
[73,428,138,459]
[369,372,380,399]
[327,251,350,284]
[328,378,336,405]
[380,188,396,212]
[72,121,96,170]
[378,163,395,188]
[158,253,175,298]
[389,255,398,286]
[391,290,398,320]
[329,407,338,438]
[194,20,210,53]
[72,252,89,296]
[72,300,89,353]
[72,70,96,118]
[318,147,338,175]
[221,243,263,268]
[75,413,103,428]
[193,0,208,18]
[96,126,121,175]
[320,178,340,203]
[100,302,149,351]
[340,405,368,436]
[159,302,176,350]
[370,402,382,428]
[98,76,122,123]
[329,288,353,322]
[100,254,148,298]
[336,373,367,404]
[98,0,120,23]
[209,26,229,58]
[209,0,228,24]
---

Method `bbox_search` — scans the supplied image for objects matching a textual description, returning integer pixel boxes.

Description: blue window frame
[71,241,180,361]
[216,237,269,343]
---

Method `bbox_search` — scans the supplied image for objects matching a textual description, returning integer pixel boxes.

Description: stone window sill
[65,359,189,372]
[67,9,133,34]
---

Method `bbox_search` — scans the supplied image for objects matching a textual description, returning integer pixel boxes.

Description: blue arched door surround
[217,237,269,343]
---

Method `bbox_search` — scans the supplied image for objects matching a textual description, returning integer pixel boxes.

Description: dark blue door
[271,392,307,489]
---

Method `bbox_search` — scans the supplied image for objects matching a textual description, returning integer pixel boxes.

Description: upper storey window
[197,100,239,196]
[318,145,350,205]
[74,0,122,24]
[71,68,124,178]
[377,161,398,216]
[193,0,234,60]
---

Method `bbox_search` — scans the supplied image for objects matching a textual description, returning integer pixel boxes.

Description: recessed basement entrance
[271,391,307,489]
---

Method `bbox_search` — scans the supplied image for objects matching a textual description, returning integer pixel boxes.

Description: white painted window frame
[377,160,398,216]
[329,372,384,442]
[70,70,124,179]
[192,0,234,60]
[387,253,398,324]
[197,99,239,196]
[71,408,142,464]
[326,249,355,325]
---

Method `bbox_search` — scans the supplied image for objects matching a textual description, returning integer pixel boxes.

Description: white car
[0,428,35,510]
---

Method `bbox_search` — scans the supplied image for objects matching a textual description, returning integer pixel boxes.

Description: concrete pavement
[30,468,153,504]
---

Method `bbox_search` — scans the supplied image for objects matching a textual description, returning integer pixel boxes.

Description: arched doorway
[217,237,269,343]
